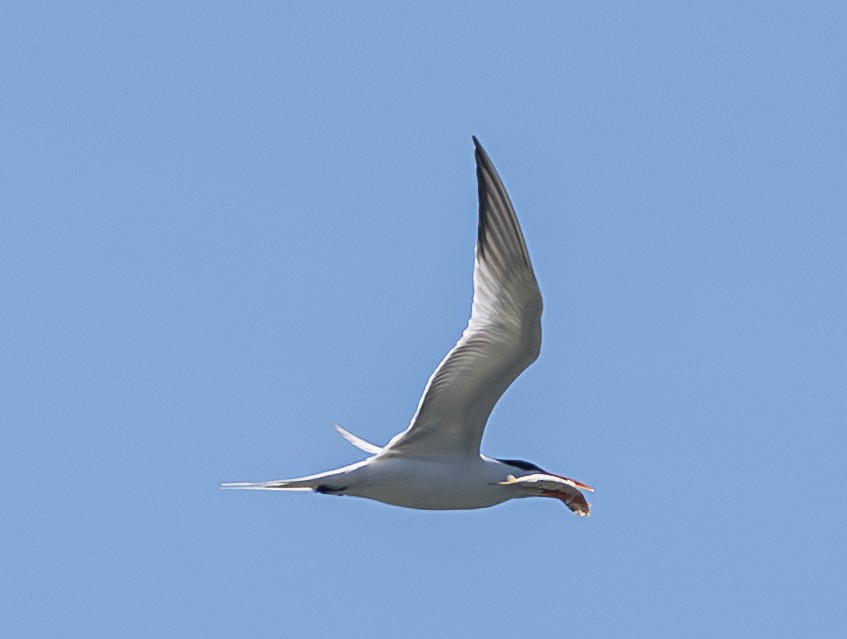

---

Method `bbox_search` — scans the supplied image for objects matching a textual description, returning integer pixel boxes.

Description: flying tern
[223,138,594,516]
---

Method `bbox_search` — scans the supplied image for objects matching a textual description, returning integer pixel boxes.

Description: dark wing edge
[473,135,532,269]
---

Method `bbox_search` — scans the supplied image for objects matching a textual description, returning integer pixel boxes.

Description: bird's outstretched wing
[383,138,542,459]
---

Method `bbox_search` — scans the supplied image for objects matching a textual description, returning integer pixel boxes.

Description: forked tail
[220,480,313,491]
[220,460,368,493]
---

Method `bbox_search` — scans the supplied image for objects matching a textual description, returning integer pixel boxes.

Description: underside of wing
[383,138,542,459]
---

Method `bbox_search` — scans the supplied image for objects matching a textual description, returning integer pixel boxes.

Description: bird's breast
[345,456,512,510]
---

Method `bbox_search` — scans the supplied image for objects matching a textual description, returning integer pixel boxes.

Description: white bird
[222,137,594,516]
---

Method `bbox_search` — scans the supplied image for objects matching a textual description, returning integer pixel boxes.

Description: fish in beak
[500,473,594,517]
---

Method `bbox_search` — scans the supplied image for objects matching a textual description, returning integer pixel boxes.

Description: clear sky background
[3,2,846,637]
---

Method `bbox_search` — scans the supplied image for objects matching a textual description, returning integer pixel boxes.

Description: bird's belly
[346,459,511,510]
[355,483,509,510]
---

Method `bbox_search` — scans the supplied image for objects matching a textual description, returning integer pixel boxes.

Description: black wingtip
[472,137,494,171]
[471,138,532,269]
[473,138,489,259]
[472,136,485,158]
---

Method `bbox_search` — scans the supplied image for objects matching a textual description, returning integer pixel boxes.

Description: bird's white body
[223,138,593,517]
[308,455,521,510]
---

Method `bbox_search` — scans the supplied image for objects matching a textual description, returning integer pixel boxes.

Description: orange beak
[549,473,595,493]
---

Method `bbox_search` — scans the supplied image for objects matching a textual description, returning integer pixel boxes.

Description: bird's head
[496,457,594,517]
[497,458,546,474]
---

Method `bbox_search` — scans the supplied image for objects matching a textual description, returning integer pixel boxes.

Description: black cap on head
[496,458,546,473]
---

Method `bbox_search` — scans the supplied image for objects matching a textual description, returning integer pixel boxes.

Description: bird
[222,137,594,517]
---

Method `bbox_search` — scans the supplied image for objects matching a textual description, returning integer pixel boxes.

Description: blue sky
[3,2,846,637]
